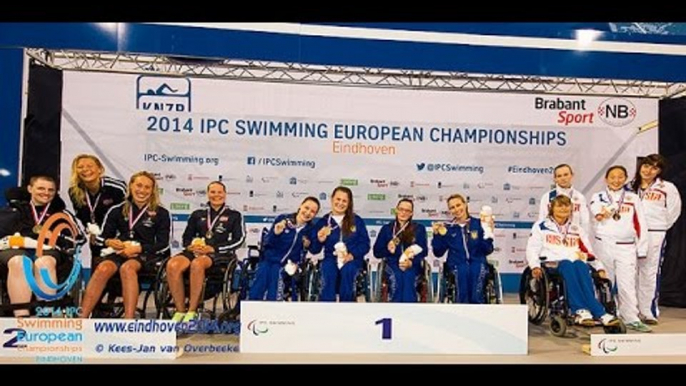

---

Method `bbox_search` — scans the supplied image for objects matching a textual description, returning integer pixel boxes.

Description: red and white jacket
[526,217,602,271]
[633,178,682,231]
[589,189,648,256]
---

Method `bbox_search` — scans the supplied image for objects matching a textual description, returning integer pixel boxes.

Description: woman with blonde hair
[68,154,126,261]
[79,171,171,319]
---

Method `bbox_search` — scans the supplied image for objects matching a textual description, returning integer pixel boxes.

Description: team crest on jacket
[351,226,356,232]
[470,230,478,239]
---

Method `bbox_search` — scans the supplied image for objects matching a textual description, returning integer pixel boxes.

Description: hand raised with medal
[387,239,398,254]
[317,226,331,242]
[274,219,288,235]
[432,222,447,236]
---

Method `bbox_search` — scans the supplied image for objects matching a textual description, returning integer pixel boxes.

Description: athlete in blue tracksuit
[249,197,320,301]
[373,199,428,302]
[432,194,494,304]
[309,186,370,302]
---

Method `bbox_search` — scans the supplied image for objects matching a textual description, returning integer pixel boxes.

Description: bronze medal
[392,237,400,245]
[612,212,621,221]
[206,230,213,239]
[33,224,42,234]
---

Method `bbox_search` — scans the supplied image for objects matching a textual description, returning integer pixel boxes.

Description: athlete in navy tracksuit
[249,197,320,301]
[80,171,171,319]
[373,199,428,302]
[432,194,494,304]
[310,187,370,302]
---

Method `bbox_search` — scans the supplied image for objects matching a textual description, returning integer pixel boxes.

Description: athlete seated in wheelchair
[79,171,171,319]
[372,198,431,302]
[308,187,371,302]
[248,196,320,302]
[0,177,85,317]
[163,181,245,323]
[522,195,622,335]
[437,258,502,304]
[432,194,496,304]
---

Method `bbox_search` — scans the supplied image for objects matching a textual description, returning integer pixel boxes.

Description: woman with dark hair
[166,181,245,322]
[248,196,320,302]
[372,199,428,302]
[310,186,370,302]
[527,195,619,327]
[629,154,682,325]
[79,171,171,319]
[590,165,650,332]
[431,193,494,304]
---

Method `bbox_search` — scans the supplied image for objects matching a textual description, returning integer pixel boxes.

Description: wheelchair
[435,259,502,304]
[0,203,84,317]
[301,256,373,302]
[153,252,235,320]
[90,257,166,319]
[373,258,433,303]
[518,258,626,337]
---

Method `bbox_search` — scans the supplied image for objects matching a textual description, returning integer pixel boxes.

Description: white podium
[240,301,527,355]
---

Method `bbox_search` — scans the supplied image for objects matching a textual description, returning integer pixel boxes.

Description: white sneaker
[600,313,620,326]
[575,309,594,326]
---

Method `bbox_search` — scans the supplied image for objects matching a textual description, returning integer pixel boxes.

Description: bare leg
[188,255,212,312]
[33,255,57,299]
[119,259,142,319]
[7,255,32,317]
[79,260,118,318]
[166,255,191,312]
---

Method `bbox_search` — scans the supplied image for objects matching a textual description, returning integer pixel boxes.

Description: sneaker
[171,312,185,323]
[643,318,658,325]
[640,315,659,325]
[600,313,620,327]
[626,321,653,333]
[575,309,595,326]
[182,311,198,323]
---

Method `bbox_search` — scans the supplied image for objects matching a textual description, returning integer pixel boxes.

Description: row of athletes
[530,158,681,332]
[0,154,680,326]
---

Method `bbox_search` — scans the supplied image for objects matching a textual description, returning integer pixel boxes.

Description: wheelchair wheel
[221,258,240,313]
[484,262,503,304]
[594,276,617,315]
[418,260,434,303]
[355,262,372,302]
[549,314,567,337]
[301,259,321,302]
[374,260,390,303]
[519,267,549,325]
[91,289,125,319]
[154,267,176,319]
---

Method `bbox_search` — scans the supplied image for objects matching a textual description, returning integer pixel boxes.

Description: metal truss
[26,48,686,98]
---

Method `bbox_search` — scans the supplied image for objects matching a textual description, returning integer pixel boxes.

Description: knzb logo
[597,98,636,127]
[136,76,192,112]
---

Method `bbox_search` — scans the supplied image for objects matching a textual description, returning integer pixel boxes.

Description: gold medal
[392,237,400,246]
[438,226,447,236]
[33,225,42,234]
[206,231,213,239]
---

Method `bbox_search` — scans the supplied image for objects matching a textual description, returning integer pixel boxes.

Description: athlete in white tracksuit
[538,164,591,235]
[590,166,650,330]
[628,154,682,323]
[527,195,618,326]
